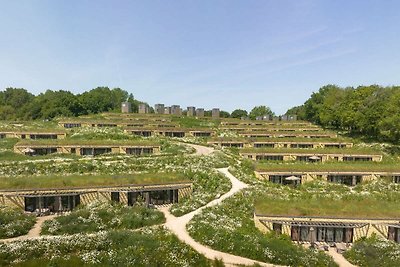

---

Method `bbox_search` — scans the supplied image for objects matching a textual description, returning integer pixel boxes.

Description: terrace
[0,131,66,139]
[239,131,337,138]
[255,163,400,186]
[254,198,400,244]
[240,147,382,162]
[0,173,191,212]
[14,139,161,156]
[125,128,215,138]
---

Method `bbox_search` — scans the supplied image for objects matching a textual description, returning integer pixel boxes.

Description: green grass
[0,207,36,238]
[0,138,19,150]
[0,172,189,190]
[41,201,165,235]
[255,197,400,219]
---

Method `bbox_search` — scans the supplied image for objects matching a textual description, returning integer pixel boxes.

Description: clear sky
[1,0,399,114]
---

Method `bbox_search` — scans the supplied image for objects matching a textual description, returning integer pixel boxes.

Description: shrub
[344,235,400,266]
[41,201,165,235]
[0,207,36,238]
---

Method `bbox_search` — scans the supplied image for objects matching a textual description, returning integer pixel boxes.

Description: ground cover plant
[0,207,36,238]
[343,235,400,267]
[0,228,212,266]
[187,186,337,267]
[41,201,165,235]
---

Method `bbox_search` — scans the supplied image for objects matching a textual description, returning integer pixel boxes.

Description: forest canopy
[286,84,400,143]
[0,87,144,120]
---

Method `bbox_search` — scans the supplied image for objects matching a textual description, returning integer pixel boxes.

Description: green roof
[255,197,400,219]
[0,172,189,190]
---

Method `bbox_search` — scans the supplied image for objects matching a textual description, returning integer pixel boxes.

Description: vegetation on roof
[255,162,400,172]
[254,196,400,219]
[0,172,189,190]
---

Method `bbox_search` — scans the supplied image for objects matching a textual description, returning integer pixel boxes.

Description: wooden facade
[239,132,337,138]
[241,152,382,162]
[14,143,161,156]
[125,128,215,138]
[207,140,353,149]
[255,170,400,186]
[0,182,192,212]
[0,131,66,139]
[255,214,400,244]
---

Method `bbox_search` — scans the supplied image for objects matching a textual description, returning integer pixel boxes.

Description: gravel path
[1,215,57,243]
[160,168,279,267]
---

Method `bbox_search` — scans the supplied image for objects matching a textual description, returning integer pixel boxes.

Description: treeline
[0,87,276,121]
[287,84,400,143]
[0,87,144,120]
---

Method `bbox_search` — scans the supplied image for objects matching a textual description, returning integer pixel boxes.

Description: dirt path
[327,248,357,267]
[1,215,57,243]
[160,168,278,267]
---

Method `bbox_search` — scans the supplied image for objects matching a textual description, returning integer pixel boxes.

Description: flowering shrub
[344,235,400,266]
[0,207,36,238]
[0,228,212,266]
[41,201,165,235]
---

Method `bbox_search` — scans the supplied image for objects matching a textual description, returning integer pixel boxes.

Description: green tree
[231,109,248,119]
[249,105,274,120]
[220,110,230,118]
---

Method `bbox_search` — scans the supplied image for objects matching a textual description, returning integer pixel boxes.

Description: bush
[344,235,400,266]
[0,228,212,266]
[41,201,165,235]
[0,207,36,238]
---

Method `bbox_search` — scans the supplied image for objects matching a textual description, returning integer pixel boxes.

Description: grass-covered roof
[255,197,400,219]
[0,172,189,190]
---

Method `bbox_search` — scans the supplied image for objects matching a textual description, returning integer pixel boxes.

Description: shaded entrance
[24,195,80,212]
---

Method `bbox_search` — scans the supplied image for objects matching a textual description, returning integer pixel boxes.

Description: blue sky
[1,0,399,114]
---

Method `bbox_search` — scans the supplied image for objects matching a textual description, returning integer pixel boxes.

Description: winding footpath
[160,168,277,267]
[161,143,279,266]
